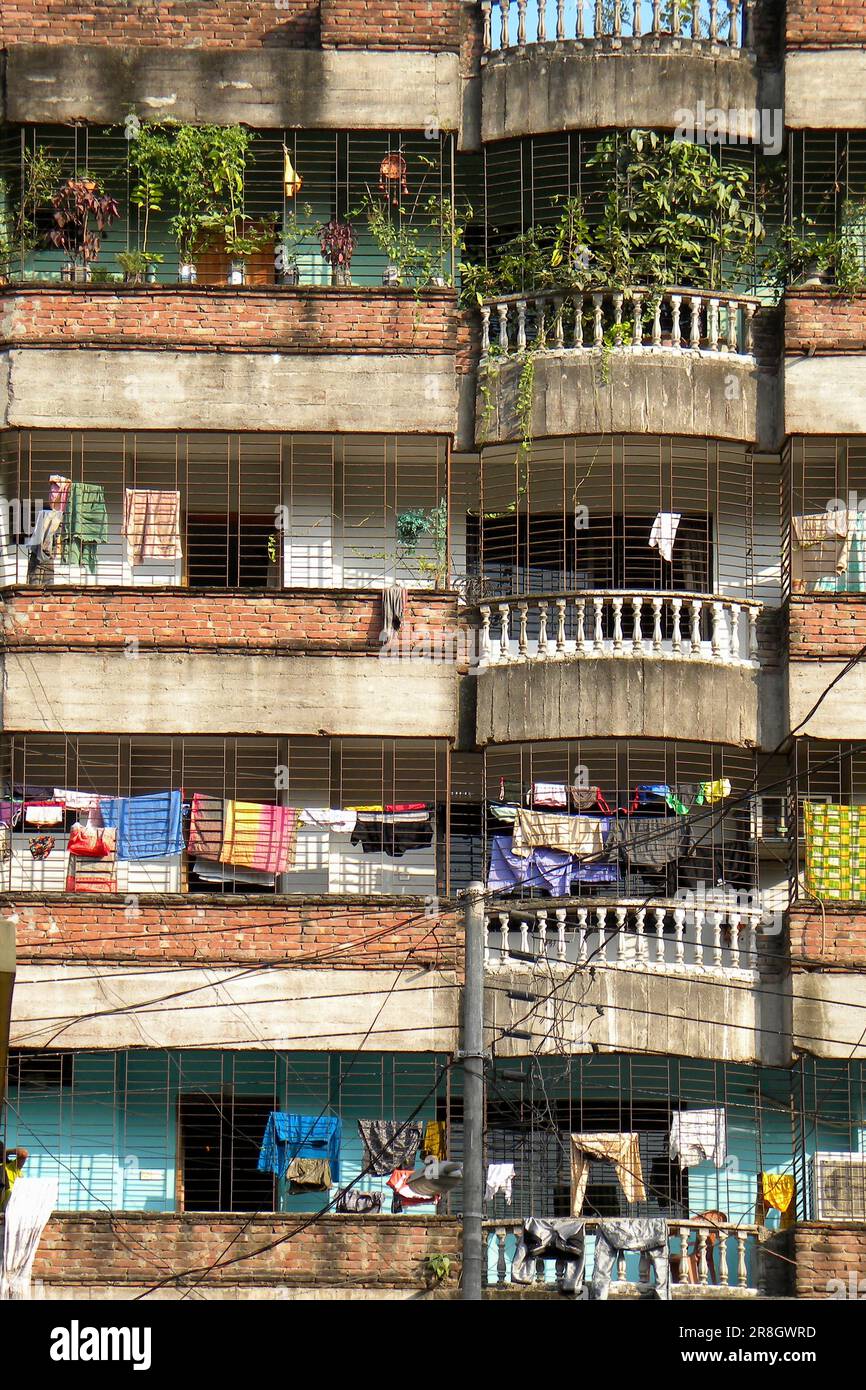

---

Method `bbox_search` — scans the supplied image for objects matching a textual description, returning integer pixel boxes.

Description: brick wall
[0,1,319,48]
[0,286,464,356]
[785,290,866,355]
[787,2,866,47]
[787,596,866,660]
[788,904,866,968]
[7,896,461,968]
[320,0,461,51]
[0,588,462,655]
[32,1212,463,1289]
[793,1224,866,1298]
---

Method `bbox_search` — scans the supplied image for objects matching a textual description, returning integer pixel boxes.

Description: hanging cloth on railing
[487,835,574,897]
[649,512,681,563]
[590,1219,670,1302]
[511,1218,585,1296]
[358,1120,421,1177]
[755,1173,796,1230]
[669,1109,727,1170]
[512,810,606,859]
[61,482,108,573]
[804,801,866,902]
[0,1177,58,1301]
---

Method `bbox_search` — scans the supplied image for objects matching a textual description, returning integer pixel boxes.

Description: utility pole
[461,881,486,1301]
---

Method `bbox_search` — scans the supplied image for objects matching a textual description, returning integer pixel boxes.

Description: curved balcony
[477,287,766,446]
[479,1,771,143]
[471,591,762,745]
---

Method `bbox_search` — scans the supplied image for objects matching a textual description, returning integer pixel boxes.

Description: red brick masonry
[0,286,465,356]
[785,289,866,355]
[0,588,461,655]
[788,904,866,968]
[787,596,866,661]
[787,1,866,47]
[791,1224,866,1298]
[6,896,461,968]
[0,1,463,52]
[32,1213,463,1289]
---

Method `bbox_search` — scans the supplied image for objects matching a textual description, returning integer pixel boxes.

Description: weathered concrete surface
[487,963,788,1066]
[787,660,866,740]
[785,51,866,131]
[479,351,774,448]
[3,44,461,132]
[481,47,777,142]
[784,355,866,436]
[10,964,459,1051]
[792,973,866,1059]
[0,650,459,738]
[0,348,461,435]
[475,656,760,747]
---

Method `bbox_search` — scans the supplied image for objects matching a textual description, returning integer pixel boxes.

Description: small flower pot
[331,264,351,287]
[227,260,246,287]
[382,263,401,287]
[178,263,197,285]
[276,262,300,287]
[61,262,91,285]
[145,264,158,285]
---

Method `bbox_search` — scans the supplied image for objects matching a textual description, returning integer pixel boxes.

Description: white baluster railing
[479,287,759,360]
[484,903,762,978]
[475,592,762,667]
[484,1218,760,1290]
[481,0,750,51]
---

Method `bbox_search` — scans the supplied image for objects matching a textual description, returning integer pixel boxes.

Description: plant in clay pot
[49,174,120,283]
[319,218,356,286]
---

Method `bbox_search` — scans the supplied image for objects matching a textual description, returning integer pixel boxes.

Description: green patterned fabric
[804,801,866,901]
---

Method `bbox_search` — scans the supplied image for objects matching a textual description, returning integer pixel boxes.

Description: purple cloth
[571,816,617,882]
[488,835,573,896]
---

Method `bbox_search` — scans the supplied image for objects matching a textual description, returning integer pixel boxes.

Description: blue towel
[98,790,183,861]
[257,1112,342,1182]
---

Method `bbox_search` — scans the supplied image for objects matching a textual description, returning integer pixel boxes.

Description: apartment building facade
[0,0,865,1301]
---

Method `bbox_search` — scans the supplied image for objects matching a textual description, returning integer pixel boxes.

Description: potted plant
[116,249,149,286]
[275,203,313,286]
[49,174,120,283]
[319,218,356,287]
[1,148,62,281]
[763,224,847,292]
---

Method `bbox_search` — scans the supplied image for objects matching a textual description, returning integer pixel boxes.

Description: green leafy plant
[424,1253,451,1285]
[762,216,866,295]
[2,148,63,276]
[515,348,536,456]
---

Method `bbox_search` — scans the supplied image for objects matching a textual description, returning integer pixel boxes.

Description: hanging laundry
[0,1177,58,1301]
[387,1169,440,1210]
[590,1219,669,1301]
[568,785,611,814]
[61,482,108,573]
[48,476,71,514]
[530,782,568,809]
[489,803,519,823]
[381,584,406,644]
[285,1157,332,1193]
[791,510,855,592]
[358,1119,421,1177]
[219,801,299,875]
[571,857,619,885]
[570,1133,647,1214]
[66,856,117,894]
[350,811,433,859]
[512,810,606,859]
[300,808,358,834]
[755,1173,796,1230]
[187,794,225,860]
[335,1188,382,1214]
[192,858,276,888]
[67,824,116,859]
[485,1162,516,1204]
[697,778,731,804]
[606,816,691,871]
[257,1112,342,1183]
[649,512,681,563]
[487,835,573,897]
[669,1109,727,1170]
[99,791,184,861]
[804,801,866,902]
[421,1120,446,1161]
[511,1218,585,1295]
[23,802,65,828]
[52,789,96,811]
[122,488,183,567]
[24,509,61,584]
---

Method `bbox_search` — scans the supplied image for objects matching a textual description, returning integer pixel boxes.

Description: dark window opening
[178,1093,276,1213]
[186,514,276,589]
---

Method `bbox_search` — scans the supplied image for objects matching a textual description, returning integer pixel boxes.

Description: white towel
[300,809,358,834]
[1,1177,58,1300]
[669,1109,727,1170]
[485,1162,516,1204]
[649,512,681,563]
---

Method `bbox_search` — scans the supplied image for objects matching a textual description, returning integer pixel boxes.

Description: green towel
[62,482,109,573]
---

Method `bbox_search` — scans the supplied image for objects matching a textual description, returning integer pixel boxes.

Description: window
[177,1092,276,1213]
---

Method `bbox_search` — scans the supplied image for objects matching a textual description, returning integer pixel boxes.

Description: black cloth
[511,1217,586,1296]
[606,816,692,871]
[358,1119,422,1176]
[351,813,433,859]
[335,1188,383,1214]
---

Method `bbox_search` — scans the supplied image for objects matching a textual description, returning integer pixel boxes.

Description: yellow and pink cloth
[189,793,299,875]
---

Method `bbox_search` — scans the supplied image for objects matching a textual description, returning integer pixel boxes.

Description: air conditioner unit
[811,1153,866,1222]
